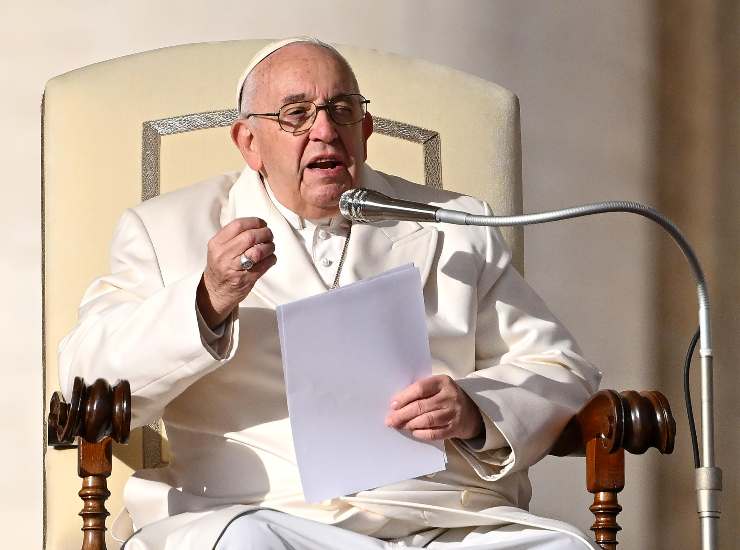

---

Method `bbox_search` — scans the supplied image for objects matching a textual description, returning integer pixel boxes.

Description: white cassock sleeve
[454,202,602,481]
[57,208,238,428]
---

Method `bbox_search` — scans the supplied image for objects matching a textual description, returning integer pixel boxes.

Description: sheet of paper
[277,264,447,503]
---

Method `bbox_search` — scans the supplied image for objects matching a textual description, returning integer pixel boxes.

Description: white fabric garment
[120,508,596,549]
[59,164,602,549]
[211,510,594,550]
[263,179,350,287]
[262,177,503,450]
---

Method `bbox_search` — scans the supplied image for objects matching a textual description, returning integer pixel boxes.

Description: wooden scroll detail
[549,389,676,549]
[48,377,131,550]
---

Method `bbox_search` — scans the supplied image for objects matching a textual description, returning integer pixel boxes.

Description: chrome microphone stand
[435,202,722,550]
[340,189,723,549]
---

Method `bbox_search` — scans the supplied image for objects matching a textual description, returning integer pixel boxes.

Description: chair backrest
[42,39,522,549]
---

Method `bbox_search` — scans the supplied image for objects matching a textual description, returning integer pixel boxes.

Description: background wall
[1,1,736,548]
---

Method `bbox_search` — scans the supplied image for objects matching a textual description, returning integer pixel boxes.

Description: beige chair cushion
[43,39,522,549]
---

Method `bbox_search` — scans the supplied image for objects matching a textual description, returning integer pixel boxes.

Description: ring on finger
[239,254,255,271]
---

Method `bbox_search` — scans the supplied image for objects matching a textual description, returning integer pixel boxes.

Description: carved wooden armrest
[48,377,131,550]
[47,381,675,550]
[549,390,676,549]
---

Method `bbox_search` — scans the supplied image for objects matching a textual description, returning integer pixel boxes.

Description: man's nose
[309,107,339,142]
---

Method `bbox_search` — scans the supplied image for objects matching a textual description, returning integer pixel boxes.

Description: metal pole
[438,202,724,549]
[342,190,725,547]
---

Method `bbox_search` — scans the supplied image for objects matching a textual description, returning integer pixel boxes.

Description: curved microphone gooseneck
[340,188,722,550]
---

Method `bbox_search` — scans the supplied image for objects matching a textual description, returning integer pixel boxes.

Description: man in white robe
[59,37,602,549]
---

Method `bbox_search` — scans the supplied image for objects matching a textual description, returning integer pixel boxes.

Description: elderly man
[59,38,601,549]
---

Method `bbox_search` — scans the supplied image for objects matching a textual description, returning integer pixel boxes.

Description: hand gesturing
[197,217,276,328]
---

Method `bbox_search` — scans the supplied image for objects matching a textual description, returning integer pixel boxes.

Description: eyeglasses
[244,94,370,135]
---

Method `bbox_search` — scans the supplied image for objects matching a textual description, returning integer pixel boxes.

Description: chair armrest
[549,389,676,550]
[48,383,676,550]
[48,377,131,550]
[550,389,675,457]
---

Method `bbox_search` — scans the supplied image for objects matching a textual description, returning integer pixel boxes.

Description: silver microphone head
[339,188,439,223]
[339,188,370,222]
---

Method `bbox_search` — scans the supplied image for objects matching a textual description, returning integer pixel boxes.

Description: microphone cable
[685,327,701,469]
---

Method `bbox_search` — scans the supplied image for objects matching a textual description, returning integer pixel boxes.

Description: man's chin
[300,185,352,218]
[304,169,351,184]
[317,186,349,207]
[303,176,354,201]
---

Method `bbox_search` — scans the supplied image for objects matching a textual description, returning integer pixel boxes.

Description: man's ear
[361,112,373,160]
[231,119,263,172]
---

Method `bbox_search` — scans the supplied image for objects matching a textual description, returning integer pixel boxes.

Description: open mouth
[306,158,345,171]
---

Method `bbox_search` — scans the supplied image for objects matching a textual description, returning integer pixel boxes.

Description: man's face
[233,44,372,219]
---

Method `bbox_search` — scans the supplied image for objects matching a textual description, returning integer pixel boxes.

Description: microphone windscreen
[340,188,439,223]
[339,188,368,220]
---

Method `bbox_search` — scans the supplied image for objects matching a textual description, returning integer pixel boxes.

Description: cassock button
[321,257,333,267]
[460,489,472,508]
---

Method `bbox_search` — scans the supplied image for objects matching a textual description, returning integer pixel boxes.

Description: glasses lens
[279,101,316,133]
[329,95,366,125]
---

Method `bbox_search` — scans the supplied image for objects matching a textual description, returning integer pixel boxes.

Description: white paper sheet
[277,264,447,503]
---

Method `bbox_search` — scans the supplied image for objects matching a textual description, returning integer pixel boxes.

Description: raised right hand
[197,217,276,328]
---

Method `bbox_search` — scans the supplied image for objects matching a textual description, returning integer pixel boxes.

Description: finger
[235,242,276,270]
[214,217,267,244]
[244,252,277,278]
[410,426,452,441]
[223,227,274,258]
[228,254,276,285]
[389,376,444,410]
[402,408,454,431]
[385,397,442,428]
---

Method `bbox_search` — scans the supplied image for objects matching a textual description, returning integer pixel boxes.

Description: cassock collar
[263,177,350,234]
[223,164,438,306]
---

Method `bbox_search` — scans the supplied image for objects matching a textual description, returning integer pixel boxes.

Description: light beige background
[2,1,736,549]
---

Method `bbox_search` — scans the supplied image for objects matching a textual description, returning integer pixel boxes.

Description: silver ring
[239,254,255,271]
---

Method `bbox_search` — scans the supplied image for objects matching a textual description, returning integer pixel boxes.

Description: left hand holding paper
[385,374,484,441]
[278,265,447,503]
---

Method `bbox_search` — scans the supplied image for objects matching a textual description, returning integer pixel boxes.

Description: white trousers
[213,510,597,550]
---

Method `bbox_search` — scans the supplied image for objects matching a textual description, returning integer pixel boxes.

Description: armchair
[42,39,675,549]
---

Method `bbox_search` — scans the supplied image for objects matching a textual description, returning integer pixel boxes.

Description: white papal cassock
[59,164,602,549]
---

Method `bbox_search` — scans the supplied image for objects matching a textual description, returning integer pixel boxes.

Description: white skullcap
[236,36,340,112]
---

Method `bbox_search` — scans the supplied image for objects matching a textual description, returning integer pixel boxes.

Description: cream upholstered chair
[43,39,673,550]
[42,39,523,549]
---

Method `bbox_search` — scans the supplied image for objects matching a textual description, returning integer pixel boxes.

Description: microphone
[341,185,722,550]
[339,188,468,223]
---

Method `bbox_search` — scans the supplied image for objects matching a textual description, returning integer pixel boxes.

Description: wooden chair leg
[78,437,113,550]
[551,389,676,548]
[587,439,625,549]
[49,377,131,550]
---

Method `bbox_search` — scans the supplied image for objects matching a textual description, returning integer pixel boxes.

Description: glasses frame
[244,93,370,136]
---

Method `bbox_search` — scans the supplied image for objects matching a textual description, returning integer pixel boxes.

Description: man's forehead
[255,44,356,102]
[268,42,337,63]
[260,44,350,81]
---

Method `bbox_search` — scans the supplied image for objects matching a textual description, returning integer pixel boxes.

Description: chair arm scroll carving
[48,377,132,550]
[550,389,675,457]
[49,377,131,446]
[549,389,676,549]
[48,381,676,550]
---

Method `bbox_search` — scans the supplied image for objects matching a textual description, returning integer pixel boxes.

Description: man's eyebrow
[280,92,356,104]
[281,93,308,104]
